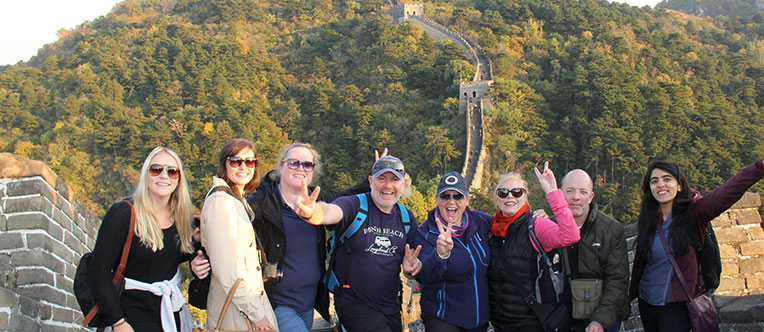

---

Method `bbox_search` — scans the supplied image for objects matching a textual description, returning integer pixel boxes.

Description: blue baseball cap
[371,156,405,179]
[437,172,468,196]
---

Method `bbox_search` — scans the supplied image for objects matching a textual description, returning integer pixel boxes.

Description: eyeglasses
[496,188,526,199]
[439,192,465,201]
[149,164,180,179]
[283,158,316,172]
[372,159,405,174]
[227,156,257,168]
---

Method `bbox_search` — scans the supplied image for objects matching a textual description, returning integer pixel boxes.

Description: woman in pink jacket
[487,162,580,332]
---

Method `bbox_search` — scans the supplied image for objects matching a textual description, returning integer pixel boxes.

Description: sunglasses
[227,156,257,168]
[439,192,465,201]
[372,159,405,174]
[496,188,526,199]
[149,164,180,179]
[283,158,316,172]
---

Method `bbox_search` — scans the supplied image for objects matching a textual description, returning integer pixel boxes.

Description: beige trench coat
[201,177,278,330]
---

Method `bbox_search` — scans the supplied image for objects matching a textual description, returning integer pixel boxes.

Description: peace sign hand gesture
[402,243,422,278]
[435,215,454,260]
[294,179,321,222]
[534,161,558,194]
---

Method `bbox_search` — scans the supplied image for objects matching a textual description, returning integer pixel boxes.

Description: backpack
[73,200,135,329]
[691,222,722,290]
[323,193,411,293]
[689,189,722,290]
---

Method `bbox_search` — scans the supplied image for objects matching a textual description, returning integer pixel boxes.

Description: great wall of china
[2,2,764,331]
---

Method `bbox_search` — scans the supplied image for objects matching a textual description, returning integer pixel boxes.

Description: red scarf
[490,203,530,238]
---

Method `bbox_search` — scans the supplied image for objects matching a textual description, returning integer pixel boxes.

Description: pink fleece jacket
[531,189,580,252]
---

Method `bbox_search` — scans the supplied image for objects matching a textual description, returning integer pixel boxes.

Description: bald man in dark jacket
[561,170,629,332]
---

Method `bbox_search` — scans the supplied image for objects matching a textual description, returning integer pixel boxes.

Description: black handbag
[73,200,135,328]
[188,248,210,309]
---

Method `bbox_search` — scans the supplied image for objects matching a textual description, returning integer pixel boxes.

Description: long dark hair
[635,161,695,262]
[216,138,261,195]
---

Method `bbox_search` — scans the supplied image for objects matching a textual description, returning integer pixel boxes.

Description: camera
[262,263,283,282]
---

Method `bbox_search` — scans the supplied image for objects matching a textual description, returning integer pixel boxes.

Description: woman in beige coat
[201,138,278,331]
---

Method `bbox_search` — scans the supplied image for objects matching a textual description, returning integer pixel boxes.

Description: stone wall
[0,153,100,332]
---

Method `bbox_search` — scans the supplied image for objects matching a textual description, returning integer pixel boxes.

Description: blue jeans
[274,306,313,332]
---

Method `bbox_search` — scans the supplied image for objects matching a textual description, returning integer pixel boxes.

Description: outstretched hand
[294,179,320,221]
[402,243,422,278]
[534,161,558,194]
[375,147,389,161]
[434,215,454,259]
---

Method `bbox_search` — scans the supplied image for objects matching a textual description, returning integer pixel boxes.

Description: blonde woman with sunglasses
[200,138,278,331]
[487,162,580,332]
[88,147,195,332]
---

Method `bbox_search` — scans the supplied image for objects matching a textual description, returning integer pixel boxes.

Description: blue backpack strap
[323,193,369,292]
[397,202,411,234]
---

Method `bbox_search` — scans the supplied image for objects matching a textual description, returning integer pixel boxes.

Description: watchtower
[390,3,424,24]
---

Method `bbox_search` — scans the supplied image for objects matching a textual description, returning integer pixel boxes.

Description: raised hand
[534,161,558,194]
[402,243,423,278]
[434,214,454,259]
[294,178,320,221]
[375,147,389,161]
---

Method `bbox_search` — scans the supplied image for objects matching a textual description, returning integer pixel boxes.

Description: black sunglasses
[439,192,465,201]
[496,188,526,199]
[283,158,316,172]
[149,164,180,179]
[227,156,257,168]
[372,159,405,174]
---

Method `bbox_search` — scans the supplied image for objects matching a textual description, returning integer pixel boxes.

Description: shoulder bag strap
[528,218,563,301]
[214,278,244,330]
[656,224,694,300]
[112,200,135,284]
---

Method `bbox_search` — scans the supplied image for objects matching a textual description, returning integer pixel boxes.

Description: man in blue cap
[295,155,422,332]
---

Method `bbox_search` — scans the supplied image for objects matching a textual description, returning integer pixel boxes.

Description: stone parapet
[0,153,98,331]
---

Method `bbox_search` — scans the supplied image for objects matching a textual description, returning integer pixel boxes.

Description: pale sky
[0,0,661,66]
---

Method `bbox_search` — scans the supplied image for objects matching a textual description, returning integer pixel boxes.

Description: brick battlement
[0,153,99,332]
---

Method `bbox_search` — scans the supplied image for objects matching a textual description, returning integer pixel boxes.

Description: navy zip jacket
[415,208,491,329]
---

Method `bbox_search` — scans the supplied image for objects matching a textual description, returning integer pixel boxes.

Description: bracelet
[113,319,126,328]
[438,251,451,260]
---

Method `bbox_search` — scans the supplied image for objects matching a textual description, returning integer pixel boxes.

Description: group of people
[85,138,764,332]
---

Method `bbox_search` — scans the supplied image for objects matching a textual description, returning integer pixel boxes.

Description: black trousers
[421,311,488,332]
[491,320,544,332]
[638,298,691,332]
[336,302,402,332]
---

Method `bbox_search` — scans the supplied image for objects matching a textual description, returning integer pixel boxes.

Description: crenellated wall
[0,152,100,332]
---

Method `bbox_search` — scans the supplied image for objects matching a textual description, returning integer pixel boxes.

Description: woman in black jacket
[247,143,372,331]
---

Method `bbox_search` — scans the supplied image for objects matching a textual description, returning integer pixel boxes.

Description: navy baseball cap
[371,156,405,179]
[437,172,468,196]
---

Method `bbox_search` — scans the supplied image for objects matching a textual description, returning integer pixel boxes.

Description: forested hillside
[657,0,763,18]
[2,0,763,224]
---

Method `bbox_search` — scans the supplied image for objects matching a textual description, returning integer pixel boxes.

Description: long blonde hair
[132,147,194,253]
